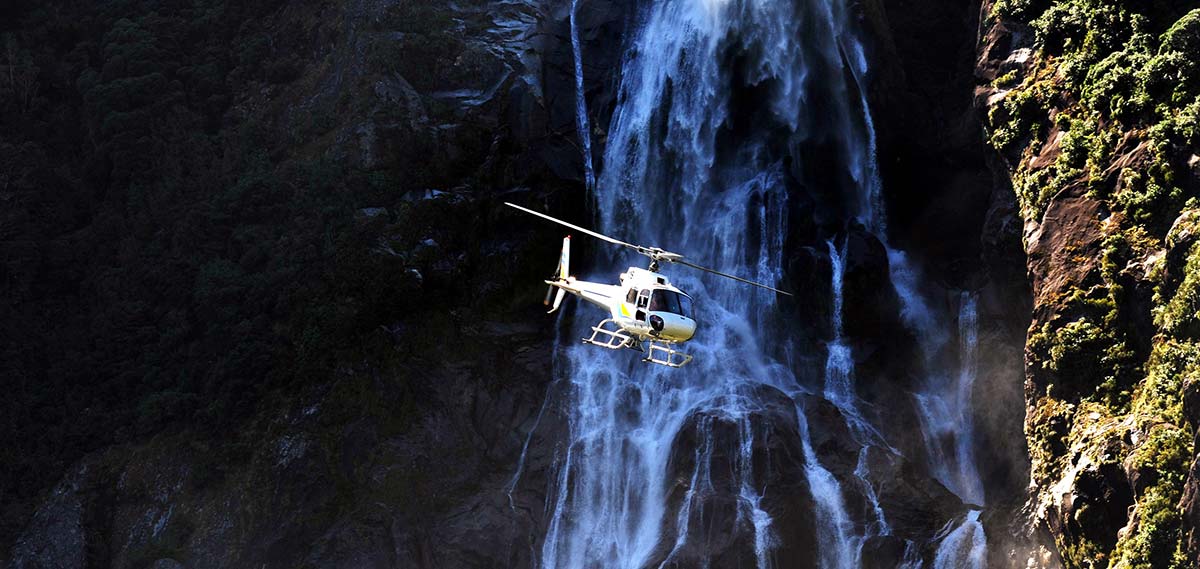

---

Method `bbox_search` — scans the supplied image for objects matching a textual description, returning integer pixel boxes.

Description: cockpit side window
[626,288,637,304]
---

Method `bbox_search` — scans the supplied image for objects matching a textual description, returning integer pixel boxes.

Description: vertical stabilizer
[547,236,570,313]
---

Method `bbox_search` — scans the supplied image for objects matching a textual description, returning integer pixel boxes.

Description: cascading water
[912,294,985,506]
[537,2,807,564]
[827,0,992,558]
[911,292,988,568]
[523,0,993,566]
[569,0,596,192]
[932,511,988,569]
[796,405,860,569]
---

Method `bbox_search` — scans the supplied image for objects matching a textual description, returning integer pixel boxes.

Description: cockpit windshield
[649,289,693,318]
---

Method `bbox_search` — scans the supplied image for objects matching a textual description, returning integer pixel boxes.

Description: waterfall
[797,403,861,569]
[569,0,596,192]
[822,239,883,444]
[824,239,853,410]
[528,0,991,566]
[658,416,714,569]
[920,294,988,567]
[537,1,809,564]
[932,511,988,569]
[828,0,992,558]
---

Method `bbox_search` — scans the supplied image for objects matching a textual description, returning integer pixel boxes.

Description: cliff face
[1,0,628,565]
[1,0,1033,566]
[11,0,1195,567]
[976,1,1200,567]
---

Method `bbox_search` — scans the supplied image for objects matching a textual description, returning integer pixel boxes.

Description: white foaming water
[933,510,987,569]
[570,0,596,192]
[908,292,985,504]
[885,223,989,565]
[826,0,993,554]
[824,240,891,453]
[537,0,838,566]
[658,415,714,568]
[532,0,989,567]
[922,295,988,568]
[855,447,889,536]
[797,402,862,569]
[824,239,852,409]
[821,239,889,561]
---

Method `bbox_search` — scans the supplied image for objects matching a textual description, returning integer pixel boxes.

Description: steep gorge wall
[1,0,630,565]
[12,0,1189,567]
[976,0,1200,567]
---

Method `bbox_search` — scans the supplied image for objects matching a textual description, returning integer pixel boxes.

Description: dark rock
[1047,460,1133,561]
[1165,209,1200,291]
[798,395,859,480]
[1182,426,1200,565]
[861,534,907,569]
[1025,185,1107,323]
[656,384,816,569]
[8,464,89,569]
[862,447,967,541]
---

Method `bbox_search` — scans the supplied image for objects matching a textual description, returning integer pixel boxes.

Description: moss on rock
[982,1,1200,565]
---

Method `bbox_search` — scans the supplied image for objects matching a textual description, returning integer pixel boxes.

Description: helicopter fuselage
[549,267,697,344]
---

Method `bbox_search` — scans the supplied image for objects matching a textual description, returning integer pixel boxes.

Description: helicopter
[505,202,792,368]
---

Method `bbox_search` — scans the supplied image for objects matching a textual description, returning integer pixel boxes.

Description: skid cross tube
[582,319,635,349]
[643,340,693,368]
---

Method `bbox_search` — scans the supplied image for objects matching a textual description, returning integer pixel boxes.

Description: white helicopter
[506,202,792,368]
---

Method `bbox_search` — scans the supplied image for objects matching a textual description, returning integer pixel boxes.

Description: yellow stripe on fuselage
[620,303,631,317]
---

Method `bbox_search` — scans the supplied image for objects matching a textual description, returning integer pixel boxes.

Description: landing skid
[643,339,693,368]
[581,319,693,368]
[582,318,636,349]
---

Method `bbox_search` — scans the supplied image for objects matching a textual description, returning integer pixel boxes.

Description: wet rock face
[863,448,967,543]
[8,465,88,569]
[653,387,968,569]
[1184,376,1200,558]
[7,325,558,569]
[658,385,815,569]
[1024,187,1107,324]
[853,0,1038,562]
[4,0,623,565]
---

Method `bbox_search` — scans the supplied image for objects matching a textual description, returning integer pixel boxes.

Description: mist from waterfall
[529,0,992,567]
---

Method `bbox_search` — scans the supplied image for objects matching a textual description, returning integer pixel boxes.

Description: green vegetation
[988,3,1200,227]
[987,1,1200,566]
[1027,395,1075,487]
[1155,241,1200,338]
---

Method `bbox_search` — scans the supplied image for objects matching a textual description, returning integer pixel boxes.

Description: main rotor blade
[674,259,794,296]
[505,202,640,252]
[505,202,790,296]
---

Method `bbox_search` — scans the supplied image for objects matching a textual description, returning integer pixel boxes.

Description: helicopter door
[635,289,650,321]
